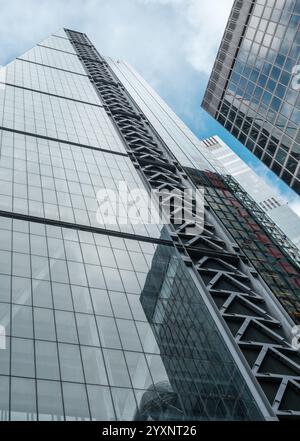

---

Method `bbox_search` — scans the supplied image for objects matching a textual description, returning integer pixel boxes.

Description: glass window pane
[31,256,50,280]
[0,251,11,275]
[76,313,99,346]
[97,246,117,267]
[129,252,148,272]
[85,264,105,289]
[87,385,115,421]
[81,243,99,265]
[11,377,37,421]
[113,249,133,270]
[35,340,60,380]
[109,292,132,319]
[97,316,121,349]
[30,234,48,256]
[64,240,83,262]
[67,262,87,286]
[11,277,32,305]
[90,289,113,316]
[125,351,153,390]
[11,305,33,338]
[11,337,35,378]
[103,349,131,387]
[34,308,56,341]
[62,382,90,421]
[146,354,169,384]
[116,319,142,352]
[0,303,10,342]
[0,229,12,251]
[52,282,73,311]
[0,337,10,375]
[55,310,78,344]
[111,387,137,421]
[104,268,123,291]
[0,376,9,420]
[12,253,31,278]
[58,343,84,382]
[72,286,93,313]
[48,237,65,259]
[81,346,108,385]
[0,275,11,303]
[49,259,69,283]
[37,380,64,421]
[136,322,160,354]
[120,270,140,294]
[13,232,30,254]
[32,280,52,308]
[127,295,147,322]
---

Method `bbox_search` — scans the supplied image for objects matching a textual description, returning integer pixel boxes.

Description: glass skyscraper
[0,28,299,421]
[202,0,300,195]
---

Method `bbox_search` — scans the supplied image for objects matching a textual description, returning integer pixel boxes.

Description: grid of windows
[5,59,101,104]
[0,130,163,237]
[202,0,300,194]
[0,85,124,151]
[19,45,86,75]
[53,29,69,39]
[0,218,261,420]
[38,35,77,54]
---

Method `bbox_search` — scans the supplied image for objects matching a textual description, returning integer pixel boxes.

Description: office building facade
[0,29,299,421]
[202,0,300,195]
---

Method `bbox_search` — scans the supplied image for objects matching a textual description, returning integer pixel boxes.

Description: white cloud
[0,0,235,140]
[157,0,234,72]
[0,0,234,75]
[0,0,234,140]
[136,0,235,75]
[184,0,234,74]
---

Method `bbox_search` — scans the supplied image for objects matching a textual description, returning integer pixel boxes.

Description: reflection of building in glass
[134,382,183,421]
[136,241,263,421]
[202,0,300,195]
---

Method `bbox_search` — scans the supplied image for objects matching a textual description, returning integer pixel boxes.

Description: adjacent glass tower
[0,28,299,421]
[202,0,300,195]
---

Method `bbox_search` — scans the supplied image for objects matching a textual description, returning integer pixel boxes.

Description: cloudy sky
[1,0,299,212]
